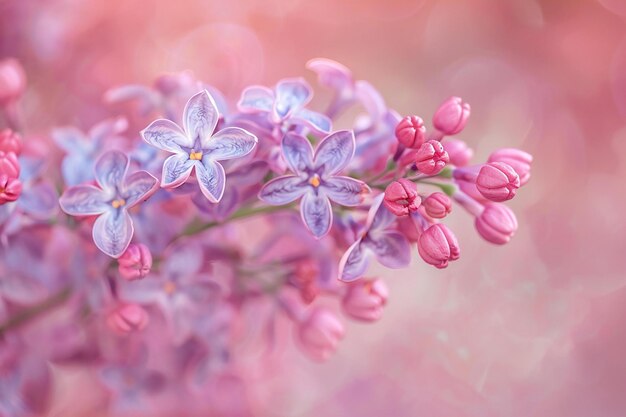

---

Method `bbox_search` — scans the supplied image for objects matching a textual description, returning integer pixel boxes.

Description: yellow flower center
[163,281,177,294]
[189,150,203,160]
[308,174,321,188]
[111,199,126,209]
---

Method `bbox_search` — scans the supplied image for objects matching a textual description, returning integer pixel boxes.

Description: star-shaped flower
[338,194,411,281]
[141,90,258,202]
[59,150,158,258]
[258,130,370,238]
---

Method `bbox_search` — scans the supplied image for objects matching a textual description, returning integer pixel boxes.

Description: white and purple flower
[258,130,370,238]
[59,150,158,258]
[141,90,258,203]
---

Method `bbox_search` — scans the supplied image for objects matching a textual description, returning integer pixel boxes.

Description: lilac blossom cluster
[0,57,531,414]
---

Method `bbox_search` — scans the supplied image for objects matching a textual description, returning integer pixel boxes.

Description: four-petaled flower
[338,194,411,281]
[237,78,332,136]
[141,90,258,202]
[259,130,370,238]
[59,150,158,258]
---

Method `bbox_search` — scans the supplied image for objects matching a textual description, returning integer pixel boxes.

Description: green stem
[0,286,72,336]
[417,180,457,196]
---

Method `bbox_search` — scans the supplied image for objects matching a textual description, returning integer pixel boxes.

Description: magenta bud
[417,223,460,269]
[118,243,152,280]
[442,138,473,167]
[296,307,345,361]
[488,148,532,186]
[475,203,518,245]
[383,178,421,216]
[0,58,26,105]
[395,115,426,149]
[342,278,388,322]
[106,303,149,334]
[423,192,452,219]
[0,175,22,204]
[415,140,449,175]
[433,96,470,136]
[0,129,22,155]
[0,151,20,179]
[476,162,520,202]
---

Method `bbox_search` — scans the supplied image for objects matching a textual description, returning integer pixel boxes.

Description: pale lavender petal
[141,119,191,152]
[122,171,158,207]
[258,175,307,205]
[306,58,354,92]
[161,153,194,188]
[88,117,128,144]
[237,86,274,113]
[338,239,369,282]
[94,150,129,191]
[369,195,396,232]
[183,90,219,143]
[196,159,226,203]
[322,176,370,207]
[51,127,90,154]
[291,108,332,135]
[365,231,411,269]
[164,243,204,278]
[92,209,133,258]
[273,78,312,120]
[20,182,58,219]
[59,185,108,216]
[203,127,257,160]
[355,80,387,121]
[281,132,314,172]
[314,130,355,175]
[300,192,332,238]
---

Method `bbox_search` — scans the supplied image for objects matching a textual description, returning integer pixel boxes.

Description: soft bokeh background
[2,0,626,415]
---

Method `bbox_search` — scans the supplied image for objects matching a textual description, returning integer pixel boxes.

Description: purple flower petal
[59,185,109,216]
[237,86,274,113]
[273,78,312,120]
[338,240,369,282]
[196,159,226,203]
[300,192,332,238]
[314,130,355,175]
[258,175,307,205]
[281,132,314,172]
[306,58,354,92]
[88,117,128,144]
[321,176,370,207]
[92,209,133,258]
[94,150,129,191]
[20,182,58,219]
[52,127,90,154]
[141,119,191,152]
[368,195,396,232]
[164,243,204,278]
[123,171,158,208]
[183,90,219,144]
[365,231,411,269]
[355,80,387,121]
[291,108,332,135]
[161,153,194,188]
[204,127,257,160]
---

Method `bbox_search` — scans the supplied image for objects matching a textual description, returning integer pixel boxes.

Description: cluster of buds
[0,129,23,204]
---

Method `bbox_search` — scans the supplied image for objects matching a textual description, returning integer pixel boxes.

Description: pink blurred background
[2,0,626,415]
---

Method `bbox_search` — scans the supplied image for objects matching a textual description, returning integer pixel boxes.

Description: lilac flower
[100,362,165,413]
[258,130,370,238]
[52,117,128,186]
[141,90,258,203]
[59,150,158,258]
[338,194,411,282]
[237,77,332,136]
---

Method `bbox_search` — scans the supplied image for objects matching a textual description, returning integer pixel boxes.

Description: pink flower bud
[383,178,421,216]
[0,58,26,105]
[442,138,473,167]
[475,203,518,245]
[117,243,152,280]
[342,278,388,322]
[433,96,470,136]
[415,140,449,175]
[0,151,20,179]
[395,115,426,149]
[417,224,460,269]
[423,192,452,219]
[488,148,533,186]
[476,162,520,202]
[0,175,22,204]
[106,303,149,334]
[0,129,22,155]
[296,307,345,361]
